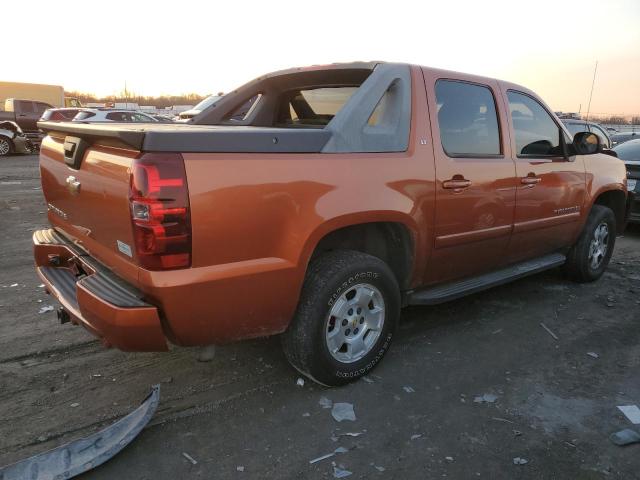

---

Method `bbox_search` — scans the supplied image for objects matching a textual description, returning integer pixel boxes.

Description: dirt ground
[1,154,639,479]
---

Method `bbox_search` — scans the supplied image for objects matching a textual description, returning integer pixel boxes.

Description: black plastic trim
[407,253,566,306]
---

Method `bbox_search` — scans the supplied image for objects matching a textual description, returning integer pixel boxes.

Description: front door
[503,90,586,263]
[422,71,517,284]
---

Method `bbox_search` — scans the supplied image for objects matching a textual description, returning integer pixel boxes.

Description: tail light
[129,153,191,270]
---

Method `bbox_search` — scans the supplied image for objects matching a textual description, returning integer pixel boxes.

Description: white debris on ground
[473,393,498,404]
[361,376,374,384]
[617,405,640,424]
[38,305,54,314]
[309,447,348,464]
[319,396,333,409]
[236,466,245,472]
[410,434,422,440]
[296,377,305,387]
[403,386,415,393]
[332,462,352,478]
[182,452,197,465]
[445,456,454,462]
[70,403,79,408]
[587,352,599,359]
[513,457,528,465]
[331,403,356,422]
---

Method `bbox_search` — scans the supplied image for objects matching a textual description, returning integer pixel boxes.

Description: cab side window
[435,80,501,156]
[507,91,563,156]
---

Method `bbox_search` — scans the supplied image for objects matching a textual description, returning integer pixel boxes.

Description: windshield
[193,95,221,111]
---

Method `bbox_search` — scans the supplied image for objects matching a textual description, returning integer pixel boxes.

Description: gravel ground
[1,154,639,479]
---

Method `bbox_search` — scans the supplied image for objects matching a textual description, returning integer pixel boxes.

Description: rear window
[74,111,96,121]
[277,87,357,127]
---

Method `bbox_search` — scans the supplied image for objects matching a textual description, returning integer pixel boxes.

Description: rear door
[15,100,40,131]
[503,89,586,263]
[422,70,517,284]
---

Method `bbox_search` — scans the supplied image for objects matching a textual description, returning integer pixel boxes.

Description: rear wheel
[0,136,12,157]
[282,250,400,386]
[564,205,616,282]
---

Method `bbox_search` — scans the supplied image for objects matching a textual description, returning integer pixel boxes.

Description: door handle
[443,178,472,189]
[521,176,541,185]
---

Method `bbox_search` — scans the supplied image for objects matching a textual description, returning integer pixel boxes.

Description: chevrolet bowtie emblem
[66,175,81,195]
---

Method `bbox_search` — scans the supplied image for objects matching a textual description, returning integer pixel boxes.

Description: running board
[407,253,566,306]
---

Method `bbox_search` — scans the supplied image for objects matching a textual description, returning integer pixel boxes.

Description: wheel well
[593,190,626,233]
[311,222,414,289]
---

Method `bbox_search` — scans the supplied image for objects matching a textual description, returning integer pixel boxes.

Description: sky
[6,0,640,115]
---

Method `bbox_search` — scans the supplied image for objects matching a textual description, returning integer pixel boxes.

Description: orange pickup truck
[34,62,628,385]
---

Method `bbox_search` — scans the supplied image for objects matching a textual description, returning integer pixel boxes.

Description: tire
[282,250,401,386]
[564,204,616,282]
[0,136,13,157]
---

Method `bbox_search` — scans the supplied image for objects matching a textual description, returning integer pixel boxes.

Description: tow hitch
[0,385,160,479]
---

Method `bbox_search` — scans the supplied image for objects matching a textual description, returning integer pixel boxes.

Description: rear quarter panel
[160,65,436,345]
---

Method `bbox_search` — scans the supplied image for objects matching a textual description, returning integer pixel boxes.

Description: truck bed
[37,121,332,153]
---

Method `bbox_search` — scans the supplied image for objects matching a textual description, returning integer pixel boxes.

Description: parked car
[613,139,640,223]
[0,121,34,156]
[73,109,160,123]
[35,62,627,386]
[176,95,221,121]
[148,113,175,123]
[40,108,82,122]
[561,120,612,149]
[611,131,640,146]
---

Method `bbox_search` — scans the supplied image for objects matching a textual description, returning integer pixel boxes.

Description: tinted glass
[224,94,262,122]
[435,80,500,156]
[613,140,640,160]
[592,126,610,147]
[278,87,356,127]
[73,111,96,120]
[106,112,131,121]
[34,102,50,114]
[17,101,35,113]
[193,95,220,111]
[508,91,561,156]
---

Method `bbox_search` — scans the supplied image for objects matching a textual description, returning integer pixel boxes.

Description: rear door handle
[443,178,472,189]
[521,176,541,185]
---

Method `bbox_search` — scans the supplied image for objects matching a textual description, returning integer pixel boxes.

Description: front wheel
[282,250,400,386]
[0,136,13,157]
[564,205,616,282]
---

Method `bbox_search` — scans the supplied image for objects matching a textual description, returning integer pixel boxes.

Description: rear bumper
[33,229,168,351]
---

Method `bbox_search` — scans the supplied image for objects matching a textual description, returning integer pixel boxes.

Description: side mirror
[573,131,601,155]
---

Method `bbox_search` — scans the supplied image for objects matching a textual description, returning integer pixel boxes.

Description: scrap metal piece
[0,385,160,480]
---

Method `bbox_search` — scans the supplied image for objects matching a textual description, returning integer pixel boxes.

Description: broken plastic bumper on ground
[33,229,168,351]
[0,385,160,479]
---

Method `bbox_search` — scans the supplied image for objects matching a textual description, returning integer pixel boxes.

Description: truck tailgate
[39,133,141,286]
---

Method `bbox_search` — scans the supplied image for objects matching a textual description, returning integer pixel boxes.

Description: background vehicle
[0,121,33,156]
[35,62,627,386]
[0,99,52,145]
[176,95,221,121]
[0,81,79,108]
[561,119,612,148]
[72,109,160,123]
[611,130,640,146]
[613,138,640,222]
[40,108,81,122]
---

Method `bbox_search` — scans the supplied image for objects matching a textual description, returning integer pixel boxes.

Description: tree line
[65,91,212,108]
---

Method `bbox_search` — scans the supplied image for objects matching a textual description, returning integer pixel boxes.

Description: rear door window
[507,91,565,156]
[435,80,501,156]
[17,101,35,113]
